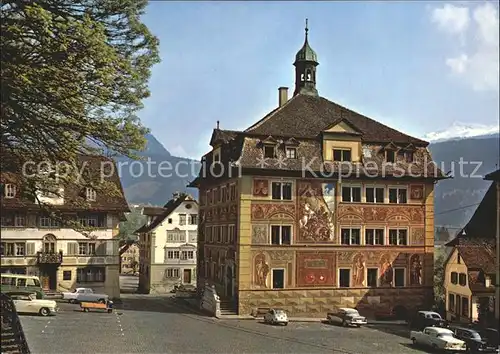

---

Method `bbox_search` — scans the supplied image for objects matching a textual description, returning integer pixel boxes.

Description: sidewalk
[173,298,407,325]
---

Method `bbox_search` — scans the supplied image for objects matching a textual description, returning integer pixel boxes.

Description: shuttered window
[67,242,78,255]
[26,242,36,255]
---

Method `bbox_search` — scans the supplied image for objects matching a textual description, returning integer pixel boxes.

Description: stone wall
[238,286,433,317]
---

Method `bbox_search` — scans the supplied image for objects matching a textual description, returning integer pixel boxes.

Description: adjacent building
[136,193,198,294]
[444,176,497,326]
[0,155,129,299]
[120,243,139,274]
[189,23,446,317]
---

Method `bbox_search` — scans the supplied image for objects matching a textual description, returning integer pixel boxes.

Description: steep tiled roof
[245,94,428,145]
[142,206,166,216]
[135,194,196,234]
[0,154,129,212]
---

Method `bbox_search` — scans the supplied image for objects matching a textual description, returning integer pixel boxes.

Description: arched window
[43,234,57,253]
[4,184,17,198]
[306,69,312,81]
[300,73,305,81]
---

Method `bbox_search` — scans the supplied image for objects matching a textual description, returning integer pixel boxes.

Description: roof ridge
[245,94,301,133]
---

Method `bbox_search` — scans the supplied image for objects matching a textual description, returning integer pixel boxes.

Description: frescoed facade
[189,23,446,317]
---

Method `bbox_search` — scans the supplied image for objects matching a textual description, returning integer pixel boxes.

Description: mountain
[118,133,499,229]
[423,122,499,143]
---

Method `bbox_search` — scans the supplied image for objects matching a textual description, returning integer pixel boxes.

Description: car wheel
[284,323,288,326]
[411,338,417,346]
[98,299,106,304]
[39,307,50,317]
[69,299,75,304]
[342,320,346,327]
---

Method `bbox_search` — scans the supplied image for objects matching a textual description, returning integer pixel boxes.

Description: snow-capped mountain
[424,122,499,143]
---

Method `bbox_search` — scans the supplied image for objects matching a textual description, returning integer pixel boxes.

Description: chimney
[278,87,288,107]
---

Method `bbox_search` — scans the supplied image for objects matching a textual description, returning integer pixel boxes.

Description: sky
[139,1,499,159]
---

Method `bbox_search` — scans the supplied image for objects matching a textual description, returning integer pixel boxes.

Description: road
[20,294,431,354]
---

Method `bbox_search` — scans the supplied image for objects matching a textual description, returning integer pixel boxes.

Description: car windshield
[275,310,286,315]
[430,314,441,319]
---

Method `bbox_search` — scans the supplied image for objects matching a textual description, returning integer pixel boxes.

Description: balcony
[36,251,63,265]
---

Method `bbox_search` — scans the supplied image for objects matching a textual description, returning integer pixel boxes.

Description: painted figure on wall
[410,185,424,200]
[353,253,366,287]
[410,254,422,285]
[297,181,335,242]
[254,253,269,288]
[253,179,269,197]
[380,255,393,286]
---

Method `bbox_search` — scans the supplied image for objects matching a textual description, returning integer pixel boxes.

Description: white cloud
[169,145,191,159]
[423,121,500,142]
[431,2,499,92]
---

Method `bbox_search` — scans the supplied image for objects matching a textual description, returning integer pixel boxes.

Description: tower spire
[305,18,309,41]
[293,19,319,96]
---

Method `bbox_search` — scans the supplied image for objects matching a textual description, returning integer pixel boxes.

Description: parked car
[61,288,108,304]
[410,326,467,352]
[409,310,448,331]
[449,326,499,353]
[1,274,45,299]
[263,308,288,326]
[326,308,367,327]
[7,292,57,316]
[480,328,499,349]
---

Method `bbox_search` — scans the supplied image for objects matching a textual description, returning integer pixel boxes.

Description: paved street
[20,294,431,354]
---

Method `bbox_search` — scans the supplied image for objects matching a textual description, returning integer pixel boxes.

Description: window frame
[367,268,379,287]
[338,268,351,288]
[4,184,17,198]
[365,186,385,203]
[451,272,458,284]
[448,293,455,312]
[388,228,408,246]
[285,147,297,159]
[333,148,352,162]
[341,185,362,203]
[271,268,286,289]
[458,273,467,286]
[270,224,292,245]
[85,187,97,202]
[388,186,408,204]
[365,228,385,245]
[385,150,396,163]
[393,267,406,287]
[263,145,276,159]
[340,228,361,245]
[270,181,293,201]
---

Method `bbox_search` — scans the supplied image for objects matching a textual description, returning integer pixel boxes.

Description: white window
[270,225,291,245]
[39,216,59,228]
[188,231,197,243]
[78,242,96,255]
[388,187,407,204]
[15,243,25,256]
[333,149,351,162]
[14,215,26,227]
[167,231,185,243]
[181,251,194,260]
[339,269,351,287]
[85,187,96,201]
[166,268,180,278]
[340,228,361,245]
[385,150,396,163]
[394,268,406,287]
[189,214,198,225]
[78,216,98,227]
[341,185,361,202]
[365,229,384,245]
[4,184,16,198]
[388,229,408,245]
[365,186,385,203]
[285,147,297,159]
[179,214,186,225]
[271,182,292,200]
[167,250,180,259]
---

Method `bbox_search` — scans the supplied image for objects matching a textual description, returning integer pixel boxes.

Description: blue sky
[139,1,499,159]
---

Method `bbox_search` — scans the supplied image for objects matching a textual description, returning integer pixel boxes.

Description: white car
[263,308,289,326]
[9,292,57,316]
[327,308,368,327]
[62,287,108,303]
[410,326,467,352]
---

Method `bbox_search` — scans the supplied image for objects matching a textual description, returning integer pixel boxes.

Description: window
[14,215,26,227]
[166,268,180,278]
[179,214,186,225]
[388,187,407,204]
[340,228,361,245]
[365,229,384,245]
[271,269,285,289]
[17,278,27,286]
[394,268,406,287]
[1,242,26,256]
[167,230,185,243]
[341,186,361,202]
[63,271,72,281]
[78,215,100,227]
[385,150,396,163]
[188,231,197,243]
[76,267,105,282]
[449,293,455,312]
[1,277,16,285]
[339,269,351,287]
[451,272,458,284]
[207,190,212,205]
[4,184,17,198]
[271,225,291,245]
[78,242,96,255]
[406,151,414,163]
[181,251,194,260]
[285,147,297,159]
[189,214,198,225]
[459,273,467,286]
[230,184,236,201]
[388,229,408,245]
[333,149,351,162]
[168,218,173,224]
[461,297,469,317]
[221,187,227,202]
[15,243,25,256]
[228,225,236,243]
[264,145,276,158]
[39,216,60,228]
[217,226,223,243]
[365,187,385,203]
[367,268,378,287]
[85,187,96,201]
[43,235,56,253]
[167,250,180,259]
[271,182,292,200]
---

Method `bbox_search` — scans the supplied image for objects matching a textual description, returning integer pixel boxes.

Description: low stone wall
[200,284,221,318]
[238,287,433,318]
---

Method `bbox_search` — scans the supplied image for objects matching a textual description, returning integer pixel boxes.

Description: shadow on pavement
[115,295,211,317]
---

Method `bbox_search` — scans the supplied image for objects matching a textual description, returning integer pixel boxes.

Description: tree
[433,248,447,314]
[118,206,146,241]
[1,1,160,215]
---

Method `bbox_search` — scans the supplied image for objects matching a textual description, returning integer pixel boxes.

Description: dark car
[409,311,448,331]
[449,326,499,353]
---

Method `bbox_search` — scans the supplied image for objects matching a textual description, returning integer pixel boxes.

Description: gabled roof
[245,94,428,145]
[323,118,363,135]
[484,169,500,181]
[284,137,300,146]
[210,129,238,147]
[135,194,196,234]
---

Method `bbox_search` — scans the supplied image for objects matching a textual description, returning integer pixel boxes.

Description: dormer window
[285,147,297,159]
[333,149,351,162]
[385,150,396,163]
[4,184,16,198]
[86,187,96,201]
[264,145,276,158]
[405,151,414,163]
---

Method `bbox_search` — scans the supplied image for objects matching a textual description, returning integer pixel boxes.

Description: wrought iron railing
[36,250,63,264]
[1,293,31,354]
